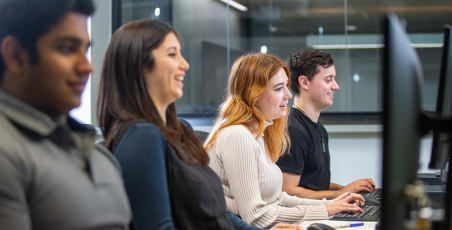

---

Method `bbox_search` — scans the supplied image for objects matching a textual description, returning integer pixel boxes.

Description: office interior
[85,0,450,187]
[80,0,450,227]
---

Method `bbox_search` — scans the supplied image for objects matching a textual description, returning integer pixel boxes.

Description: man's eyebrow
[55,36,91,49]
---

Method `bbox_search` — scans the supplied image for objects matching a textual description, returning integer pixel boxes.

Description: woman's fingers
[271,223,305,230]
[340,203,364,213]
[344,193,365,205]
[334,192,350,202]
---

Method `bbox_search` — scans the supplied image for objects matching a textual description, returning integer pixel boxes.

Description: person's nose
[332,79,339,90]
[284,87,292,100]
[77,54,94,77]
[179,55,190,71]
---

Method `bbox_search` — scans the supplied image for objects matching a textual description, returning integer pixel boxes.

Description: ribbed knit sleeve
[209,125,329,229]
[279,192,333,206]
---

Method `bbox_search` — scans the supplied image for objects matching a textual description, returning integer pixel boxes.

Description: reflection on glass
[119,0,450,114]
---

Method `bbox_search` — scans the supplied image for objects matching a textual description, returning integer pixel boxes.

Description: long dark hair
[97,19,208,166]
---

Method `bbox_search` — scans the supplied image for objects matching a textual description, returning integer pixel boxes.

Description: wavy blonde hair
[204,52,291,162]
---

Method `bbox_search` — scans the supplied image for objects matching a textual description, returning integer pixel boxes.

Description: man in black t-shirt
[276,50,375,199]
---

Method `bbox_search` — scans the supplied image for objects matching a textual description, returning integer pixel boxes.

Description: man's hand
[340,178,375,194]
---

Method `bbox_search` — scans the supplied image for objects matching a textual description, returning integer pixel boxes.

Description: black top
[276,109,331,191]
[166,142,233,229]
[112,121,258,230]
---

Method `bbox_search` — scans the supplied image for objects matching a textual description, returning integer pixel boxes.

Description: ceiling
[232,0,452,35]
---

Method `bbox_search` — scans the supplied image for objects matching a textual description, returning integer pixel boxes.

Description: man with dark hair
[276,49,375,200]
[0,0,131,229]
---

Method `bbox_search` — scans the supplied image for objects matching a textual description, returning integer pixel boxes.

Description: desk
[300,220,378,230]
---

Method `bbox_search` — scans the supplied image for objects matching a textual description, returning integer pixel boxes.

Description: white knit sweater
[208,122,331,229]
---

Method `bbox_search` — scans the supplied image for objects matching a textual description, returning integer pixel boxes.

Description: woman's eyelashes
[275,83,289,92]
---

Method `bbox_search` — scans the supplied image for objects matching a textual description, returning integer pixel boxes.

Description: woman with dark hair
[204,53,365,228]
[98,19,303,230]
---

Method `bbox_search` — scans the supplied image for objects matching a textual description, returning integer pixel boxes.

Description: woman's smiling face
[144,32,190,106]
[255,68,292,122]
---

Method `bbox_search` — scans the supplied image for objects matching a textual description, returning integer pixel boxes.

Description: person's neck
[293,96,321,123]
[154,101,168,125]
[3,87,68,125]
[54,114,68,125]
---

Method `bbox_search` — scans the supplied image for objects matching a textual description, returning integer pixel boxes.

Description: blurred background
[117,0,451,117]
[77,0,451,186]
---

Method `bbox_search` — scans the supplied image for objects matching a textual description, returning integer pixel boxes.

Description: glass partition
[116,0,450,118]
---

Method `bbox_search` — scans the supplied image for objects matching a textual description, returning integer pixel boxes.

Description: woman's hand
[333,192,365,206]
[270,223,305,230]
[326,193,365,216]
[333,192,351,202]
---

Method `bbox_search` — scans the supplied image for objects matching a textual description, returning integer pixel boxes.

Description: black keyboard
[360,188,382,198]
[424,185,445,193]
[330,204,381,221]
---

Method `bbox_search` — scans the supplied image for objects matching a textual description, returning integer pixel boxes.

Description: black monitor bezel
[380,14,424,230]
[429,26,452,170]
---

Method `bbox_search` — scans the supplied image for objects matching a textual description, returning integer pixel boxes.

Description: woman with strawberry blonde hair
[205,52,365,229]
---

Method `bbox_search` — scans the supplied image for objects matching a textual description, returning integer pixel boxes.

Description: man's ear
[1,35,29,75]
[298,75,309,90]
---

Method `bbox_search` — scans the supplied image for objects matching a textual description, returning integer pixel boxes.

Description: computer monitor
[429,25,452,230]
[429,25,452,171]
[379,14,425,230]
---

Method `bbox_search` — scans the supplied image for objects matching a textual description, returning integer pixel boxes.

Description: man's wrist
[333,189,343,197]
[329,183,344,191]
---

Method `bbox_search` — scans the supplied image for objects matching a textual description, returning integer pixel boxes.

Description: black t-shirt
[276,109,331,191]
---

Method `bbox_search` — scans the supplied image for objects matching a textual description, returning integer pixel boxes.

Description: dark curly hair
[288,49,334,95]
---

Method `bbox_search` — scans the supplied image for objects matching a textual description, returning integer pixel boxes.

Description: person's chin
[68,95,81,106]
[173,91,183,100]
[327,101,333,107]
[177,90,184,98]
[323,100,333,108]
[63,100,81,114]
[276,114,286,120]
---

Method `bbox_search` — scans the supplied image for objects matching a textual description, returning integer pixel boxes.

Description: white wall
[331,134,437,188]
[328,133,382,187]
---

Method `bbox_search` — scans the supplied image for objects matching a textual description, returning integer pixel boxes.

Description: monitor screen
[429,26,452,170]
[379,14,425,230]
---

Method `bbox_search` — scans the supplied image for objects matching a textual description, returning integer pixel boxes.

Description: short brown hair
[288,49,334,95]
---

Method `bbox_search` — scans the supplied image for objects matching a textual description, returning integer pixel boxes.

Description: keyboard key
[368,205,381,216]
[330,203,381,221]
